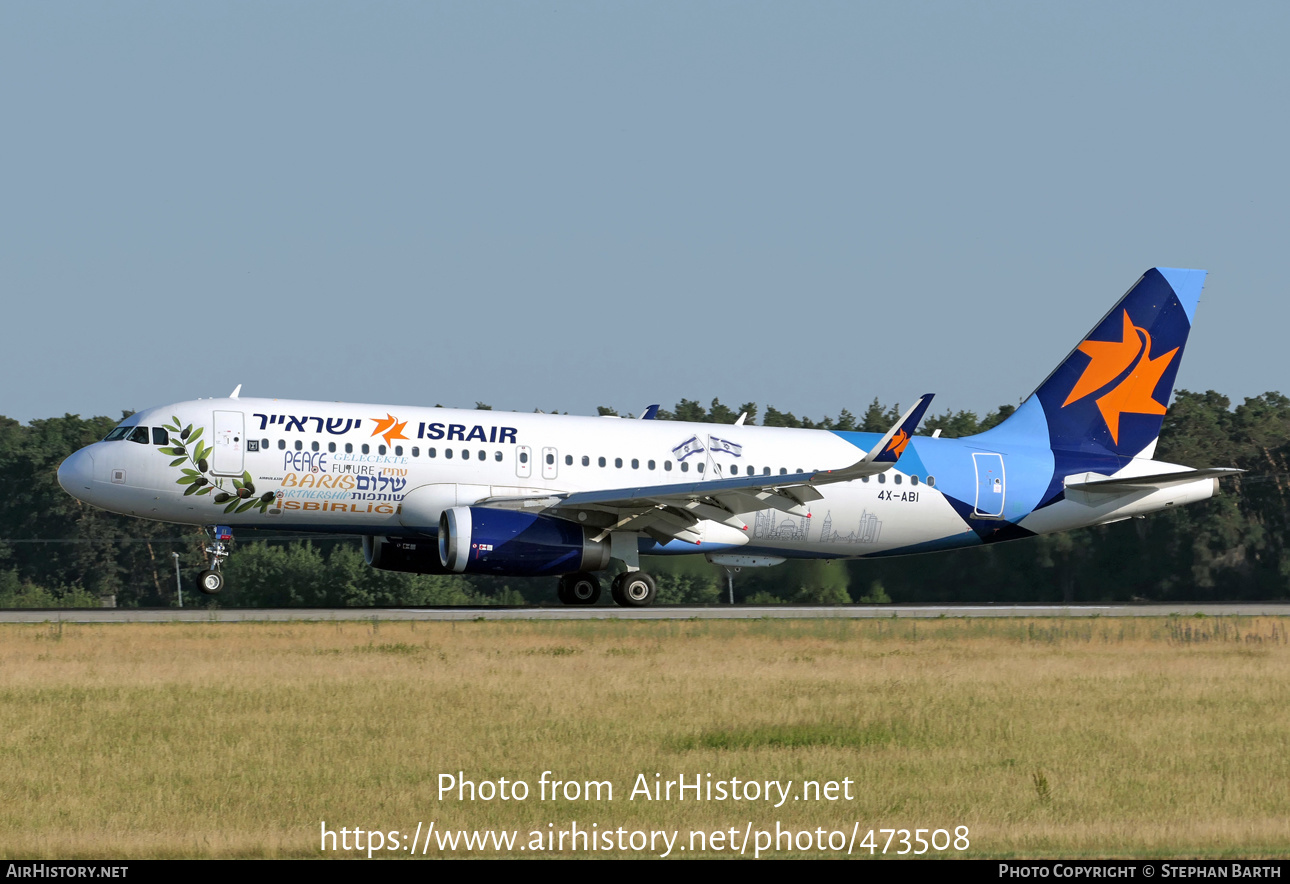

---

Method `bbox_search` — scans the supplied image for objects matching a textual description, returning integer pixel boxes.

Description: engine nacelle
[362,535,452,575]
[438,507,611,576]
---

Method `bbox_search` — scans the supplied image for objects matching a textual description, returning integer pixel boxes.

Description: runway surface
[2,603,1290,622]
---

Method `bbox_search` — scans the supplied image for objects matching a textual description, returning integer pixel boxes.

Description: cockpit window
[127,427,150,445]
[103,427,132,441]
[152,428,169,446]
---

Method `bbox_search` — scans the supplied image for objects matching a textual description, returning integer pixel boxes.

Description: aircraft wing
[474,394,935,544]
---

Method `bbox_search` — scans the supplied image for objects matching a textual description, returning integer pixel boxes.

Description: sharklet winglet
[866,393,935,464]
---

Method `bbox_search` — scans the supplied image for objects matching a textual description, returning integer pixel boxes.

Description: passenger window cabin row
[256,438,940,485]
[102,427,935,487]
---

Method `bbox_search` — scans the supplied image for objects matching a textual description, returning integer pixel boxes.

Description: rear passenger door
[972,452,1005,518]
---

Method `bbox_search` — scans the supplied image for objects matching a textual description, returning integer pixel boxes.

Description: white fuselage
[57,396,1216,561]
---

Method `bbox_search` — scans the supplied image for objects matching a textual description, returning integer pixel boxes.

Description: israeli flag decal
[708,435,743,457]
[672,436,706,461]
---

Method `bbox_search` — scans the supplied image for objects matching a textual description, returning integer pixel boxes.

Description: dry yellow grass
[0,616,1288,858]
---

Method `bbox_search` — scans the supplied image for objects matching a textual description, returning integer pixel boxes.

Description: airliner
[57,268,1238,606]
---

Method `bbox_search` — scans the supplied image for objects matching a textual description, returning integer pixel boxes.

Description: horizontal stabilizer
[1064,467,1242,494]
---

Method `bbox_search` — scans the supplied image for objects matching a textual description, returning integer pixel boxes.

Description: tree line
[0,390,1285,607]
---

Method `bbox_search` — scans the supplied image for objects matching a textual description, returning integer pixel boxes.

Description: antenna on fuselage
[229,384,242,399]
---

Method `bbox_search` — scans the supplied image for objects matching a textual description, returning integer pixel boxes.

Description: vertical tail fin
[1018,267,1206,458]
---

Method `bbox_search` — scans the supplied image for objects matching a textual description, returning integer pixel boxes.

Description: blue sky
[2,2,1286,424]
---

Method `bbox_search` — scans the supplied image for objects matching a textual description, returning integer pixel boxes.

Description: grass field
[1,616,1288,858]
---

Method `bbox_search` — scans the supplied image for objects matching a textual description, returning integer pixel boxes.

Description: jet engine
[437,506,611,576]
[362,535,453,575]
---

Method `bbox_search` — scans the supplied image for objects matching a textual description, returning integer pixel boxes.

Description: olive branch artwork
[156,417,275,514]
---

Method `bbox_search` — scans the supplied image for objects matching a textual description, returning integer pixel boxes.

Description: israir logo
[370,414,409,447]
[884,429,911,459]
[1061,310,1178,444]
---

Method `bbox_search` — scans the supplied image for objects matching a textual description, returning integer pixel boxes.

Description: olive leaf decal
[156,422,276,514]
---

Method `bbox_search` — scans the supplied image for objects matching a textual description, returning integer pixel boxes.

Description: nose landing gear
[197,570,224,594]
[197,525,233,595]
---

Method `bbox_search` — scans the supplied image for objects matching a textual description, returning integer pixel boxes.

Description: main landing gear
[197,525,234,595]
[556,571,658,607]
[611,571,656,607]
[557,572,602,605]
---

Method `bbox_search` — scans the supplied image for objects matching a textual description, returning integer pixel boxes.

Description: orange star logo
[885,428,911,458]
[370,414,409,447]
[1061,310,1178,444]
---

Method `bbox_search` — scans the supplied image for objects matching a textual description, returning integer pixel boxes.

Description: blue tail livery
[1031,267,1204,459]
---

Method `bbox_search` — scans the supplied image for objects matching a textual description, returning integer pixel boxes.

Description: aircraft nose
[57,447,95,496]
